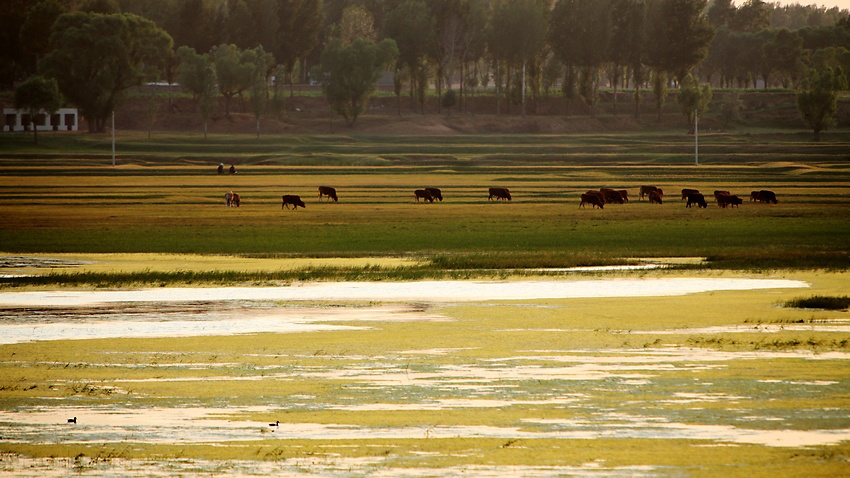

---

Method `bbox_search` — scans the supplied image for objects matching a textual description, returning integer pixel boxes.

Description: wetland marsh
[1,129,849,475]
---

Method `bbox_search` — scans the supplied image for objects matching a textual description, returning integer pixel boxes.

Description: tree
[707,0,734,28]
[796,67,847,141]
[176,46,210,99]
[337,5,376,45]
[769,29,803,87]
[1,1,38,88]
[383,0,435,114]
[210,43,257,118]
[441,88,457,115]
[79,0,120,14]
[549,0,591,115]
[275,0,323,97]
[20,0,66,65]
[730,0,770,33]
[676,73,711,132]
[13,75,63,144]
[250,46,273,137]
[491,0,547,117]
[198,62,218,140]
[320,37,398,126]
[644,0,713,121]
[170,0,217,53]
[39,12,173,133]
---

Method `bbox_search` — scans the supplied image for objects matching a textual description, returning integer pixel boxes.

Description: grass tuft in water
[784,295,850,310]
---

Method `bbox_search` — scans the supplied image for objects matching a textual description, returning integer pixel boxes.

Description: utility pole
[111,110,116,167]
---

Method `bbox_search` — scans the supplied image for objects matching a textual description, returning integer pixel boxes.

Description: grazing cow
[755,189,778,204]
[488,187,512,201]
[580,193,604,209]
[750,191,760,202]
[425,187,443,201]
[225,191,237,207]
[639,185,662,200]
[281,194,306,209]
[649,190,663,204]
[681,188,700,200]
[600,188,625,204]
[230,192,241,207]
[717,194,743,208]
[318,186,338,202]
[617,190,629,202]
[686,193,708,208]
[713,190,731,202]
[414,189,434,203]
[585,190,606,203]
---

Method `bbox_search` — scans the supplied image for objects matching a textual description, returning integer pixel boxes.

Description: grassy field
[1,128,849,280]
[1,126,849,476]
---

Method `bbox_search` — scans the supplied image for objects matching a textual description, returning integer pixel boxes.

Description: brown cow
[717,194,743,208]
[681,188,700,200]
[649,190,663,204]
[318,186,338,202]
[425,187,443,201]
[755,190,778,204]
[580,193,604,209]
[414,189,434,203]
[714,190,731,202]
[639,185,662,200]
[617,190,629,202]
[488,187,512,201]
[600,188,625,204]
[225,191,240,207]
[282,194,306,209]
[585,190,606,203]
[686,193,708,208]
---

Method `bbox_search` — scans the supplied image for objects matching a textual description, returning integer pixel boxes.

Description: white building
[3,108,79,132]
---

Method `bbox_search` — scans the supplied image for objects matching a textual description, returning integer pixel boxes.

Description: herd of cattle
[580,185,778,209]
[223,185,778,210]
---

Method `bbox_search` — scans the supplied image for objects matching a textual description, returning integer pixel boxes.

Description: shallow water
[2,277,848,476]
[0,277,808,307]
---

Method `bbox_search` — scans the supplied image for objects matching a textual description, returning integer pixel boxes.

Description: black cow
[718,194,743,208]
[755,190,778,204]
[686,193,707,208]
[488,187,512,201]
[425,187,443,201]
[282,194,306,209]
[580,193,604,209]
[318,186,338,202]
[649,190,663,204]
[600,188,625,204]
[414,189,434,203]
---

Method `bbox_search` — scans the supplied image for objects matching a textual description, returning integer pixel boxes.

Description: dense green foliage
[12,75,63,144]
[3,0,850,133]
[38,11,173,132]
[320,38,398,125]
[796,66,848,140]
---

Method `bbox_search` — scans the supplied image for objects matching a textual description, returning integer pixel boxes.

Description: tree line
[4,0,849,137]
